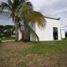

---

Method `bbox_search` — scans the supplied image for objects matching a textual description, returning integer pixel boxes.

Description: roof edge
[44,16,61,20]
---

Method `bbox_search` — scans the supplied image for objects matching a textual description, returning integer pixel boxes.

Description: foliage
[15,3,46,27]
[0,25,15,37]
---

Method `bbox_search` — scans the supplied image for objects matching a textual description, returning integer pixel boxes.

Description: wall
[61,29,65,39]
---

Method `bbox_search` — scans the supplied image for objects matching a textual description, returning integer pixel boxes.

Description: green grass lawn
[22,40,67,56]
[0,39,67,67]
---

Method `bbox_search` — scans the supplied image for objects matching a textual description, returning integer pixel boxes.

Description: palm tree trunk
[18,23,22,41]
[15,22,22,41]
[12,17,22,41]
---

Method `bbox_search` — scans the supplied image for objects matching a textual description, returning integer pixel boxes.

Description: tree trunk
[12,16,22,41]
[18,27,22,41]
[15,22,22,41]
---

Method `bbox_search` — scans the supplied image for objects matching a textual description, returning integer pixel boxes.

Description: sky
[0,0,67,30]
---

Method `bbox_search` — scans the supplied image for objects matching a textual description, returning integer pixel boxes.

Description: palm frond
[12,0,19,11]
[20,0,26,3]
[12,0,25,12]
[0,2,11,10]
[15,3,32,21]
[8,0,13,8]
[26,2,33,10]
[30,11,46,27]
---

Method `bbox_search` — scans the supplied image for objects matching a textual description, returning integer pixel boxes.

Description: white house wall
[61,29,65,39]
[30,18,61,41]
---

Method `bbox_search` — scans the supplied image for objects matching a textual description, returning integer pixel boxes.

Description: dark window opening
[53,27,58,40]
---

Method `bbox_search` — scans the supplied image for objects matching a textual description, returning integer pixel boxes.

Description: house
[18,17,62,41]
[30,17,61,41]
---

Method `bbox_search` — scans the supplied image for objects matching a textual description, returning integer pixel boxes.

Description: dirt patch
[23,54,67,67]
[1,42,31,49]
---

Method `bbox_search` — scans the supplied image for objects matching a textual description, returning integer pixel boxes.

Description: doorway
[53,27,58,40]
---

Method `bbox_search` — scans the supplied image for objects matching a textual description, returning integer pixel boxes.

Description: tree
[15,2,46,41]
[4,25,15,37]
[0,0,46,41]
[0,0,25,41]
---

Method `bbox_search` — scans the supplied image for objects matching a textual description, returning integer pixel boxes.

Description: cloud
[0,0,7,2]
[29,0,60,10]
[51,7,67,15]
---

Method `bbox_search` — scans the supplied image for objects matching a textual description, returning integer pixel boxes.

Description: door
[53,27,58,40]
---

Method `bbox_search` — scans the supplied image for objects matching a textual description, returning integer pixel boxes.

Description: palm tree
[0,0,26,41]
[0,0,46,41]
[15,2,46,41]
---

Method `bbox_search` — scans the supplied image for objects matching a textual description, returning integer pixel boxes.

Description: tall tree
[0,0,25,41]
